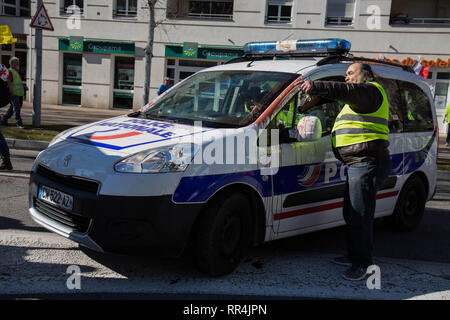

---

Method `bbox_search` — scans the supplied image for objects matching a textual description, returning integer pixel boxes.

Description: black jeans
[3,96,23,126]
[0,129,10,158]
[343,149,392,268]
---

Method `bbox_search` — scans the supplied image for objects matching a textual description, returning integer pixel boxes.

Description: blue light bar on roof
[243,38,351,55]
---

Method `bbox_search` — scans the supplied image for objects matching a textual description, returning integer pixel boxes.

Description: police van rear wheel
[194,193,251,276]
[392,176,426,231]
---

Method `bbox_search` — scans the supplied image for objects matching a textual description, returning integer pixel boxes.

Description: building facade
[2,0,450,114]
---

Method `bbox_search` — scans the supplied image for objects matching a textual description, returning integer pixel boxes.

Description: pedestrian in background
[1,57,27,129]
[298,62,392,281]
[443,101,450,147]
[157,77,171,96]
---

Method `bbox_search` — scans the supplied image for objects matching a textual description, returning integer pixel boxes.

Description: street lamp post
[32,0,42,128]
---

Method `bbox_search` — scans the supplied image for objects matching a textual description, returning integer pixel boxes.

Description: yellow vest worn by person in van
[331,81,389,148]
[8,68,24,97]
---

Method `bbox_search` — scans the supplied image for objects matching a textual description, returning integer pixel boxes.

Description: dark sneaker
[332,256,352,267]
[0,157,13,171]
[342,266,368,281]
[17,125,25,129]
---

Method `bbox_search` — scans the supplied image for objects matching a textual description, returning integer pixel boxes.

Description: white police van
[29,39,437,276]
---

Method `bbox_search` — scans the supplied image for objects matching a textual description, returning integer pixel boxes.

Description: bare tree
[143,0,158,104]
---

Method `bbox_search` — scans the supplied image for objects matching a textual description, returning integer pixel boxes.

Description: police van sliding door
[269,90,346,236]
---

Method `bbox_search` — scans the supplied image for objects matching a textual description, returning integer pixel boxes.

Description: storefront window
[62,53,82,105]
[0,35,27,80]
[113,56,134,109]
[437,72,450,80]
[165,58,218,85]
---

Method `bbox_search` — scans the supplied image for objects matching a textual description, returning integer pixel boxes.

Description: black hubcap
[405,189,418,217]
[221,212,241,256]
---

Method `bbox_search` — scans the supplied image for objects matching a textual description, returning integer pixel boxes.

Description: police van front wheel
[194,193,251,276]
[391,176,426,231]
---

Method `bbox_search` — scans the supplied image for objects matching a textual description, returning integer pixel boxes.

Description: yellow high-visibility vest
[331,81,389,148]
[8,68,24,97]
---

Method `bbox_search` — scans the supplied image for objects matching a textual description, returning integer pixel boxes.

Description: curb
[6,138,48,151]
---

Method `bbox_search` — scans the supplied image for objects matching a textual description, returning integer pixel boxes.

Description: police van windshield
[142,70,297,128]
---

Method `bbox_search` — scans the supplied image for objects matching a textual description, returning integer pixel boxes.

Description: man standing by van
[298,62,392,281]
[0,57,26,129]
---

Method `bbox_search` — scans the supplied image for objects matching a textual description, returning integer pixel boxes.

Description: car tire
[194,193,251,276]
[391,175,426,231]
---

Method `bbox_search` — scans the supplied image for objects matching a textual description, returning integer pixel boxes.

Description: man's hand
[294,76,313,94]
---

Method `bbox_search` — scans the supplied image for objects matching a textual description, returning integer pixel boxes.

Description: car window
[399,80,434,132]
[376,78,403,133]
[144,70,297,128]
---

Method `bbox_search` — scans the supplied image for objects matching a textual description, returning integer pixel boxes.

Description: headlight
[114,143,198,173]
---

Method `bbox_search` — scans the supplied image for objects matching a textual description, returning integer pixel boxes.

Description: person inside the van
[297,62,392,281]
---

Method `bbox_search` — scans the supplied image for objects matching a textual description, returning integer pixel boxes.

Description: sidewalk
[4,101,128,150]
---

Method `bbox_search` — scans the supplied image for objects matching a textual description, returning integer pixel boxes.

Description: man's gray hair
[351,62,375,82]
[9,57,19,65]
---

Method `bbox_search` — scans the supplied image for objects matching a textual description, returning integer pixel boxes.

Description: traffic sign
[30,3,54,31]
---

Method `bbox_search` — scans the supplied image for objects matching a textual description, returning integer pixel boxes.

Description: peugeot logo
[63,155,72,167]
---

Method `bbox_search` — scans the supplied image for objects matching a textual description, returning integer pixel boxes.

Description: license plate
[38,185,74,212]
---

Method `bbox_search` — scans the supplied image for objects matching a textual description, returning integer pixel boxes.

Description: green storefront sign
[69,36,84,52]
[59,38,135,55]
[166,45,243,61]
[183,42,198,58]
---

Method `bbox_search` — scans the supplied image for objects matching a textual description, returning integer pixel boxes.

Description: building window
[113,56,135,109]
[266,1,292,23]
[62,53,82,105]
[1,0,30,16]
[326,0,355,26]
[390,0,450,26]
[61,0,84,15]
[188,0,233,20]
[114,0,137,17]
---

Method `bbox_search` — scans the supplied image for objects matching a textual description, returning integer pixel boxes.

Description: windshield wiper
[145,113,182,124]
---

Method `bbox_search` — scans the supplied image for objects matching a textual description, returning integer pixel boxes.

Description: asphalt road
[1,149,450,301]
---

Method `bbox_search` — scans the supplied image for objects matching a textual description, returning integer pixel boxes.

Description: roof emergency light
[243,38,351,56]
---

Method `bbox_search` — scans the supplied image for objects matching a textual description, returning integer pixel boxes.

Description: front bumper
[28,167,203,257]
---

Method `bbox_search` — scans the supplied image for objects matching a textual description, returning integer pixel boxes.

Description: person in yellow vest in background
[442,101,450,147]
[0,57,27,129]
[298,62,392,281]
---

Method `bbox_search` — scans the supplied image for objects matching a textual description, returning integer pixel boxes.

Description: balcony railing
[390,16,450,26]
[113,9,137,17]
[326,16,353,26]
[60,6,84,15]
[187,12,232,20]
[266,15,292,23]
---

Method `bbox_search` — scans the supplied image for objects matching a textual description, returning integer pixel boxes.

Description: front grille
[37,165,99,194]
[34,198,91,233]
